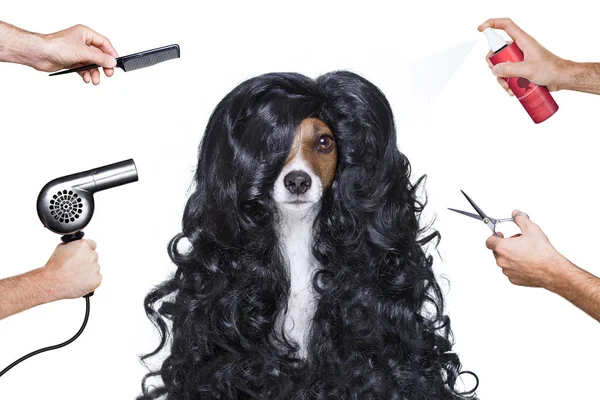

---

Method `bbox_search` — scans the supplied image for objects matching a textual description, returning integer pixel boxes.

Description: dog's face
[272,118,338,212]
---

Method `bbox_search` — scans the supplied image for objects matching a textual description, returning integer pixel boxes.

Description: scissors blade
[460,190,489,220]
[447,208,484,221]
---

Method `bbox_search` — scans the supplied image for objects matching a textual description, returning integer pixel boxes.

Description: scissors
[448,190,529,237]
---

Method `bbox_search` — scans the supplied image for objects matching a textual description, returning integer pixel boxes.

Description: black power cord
[456,370,479,396]
[0,296,91,378]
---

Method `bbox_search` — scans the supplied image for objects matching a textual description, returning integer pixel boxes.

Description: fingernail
[108,57,117,67]
[492,65,500,76]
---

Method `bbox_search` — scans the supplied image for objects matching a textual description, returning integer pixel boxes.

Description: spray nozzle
[483,28,507,53]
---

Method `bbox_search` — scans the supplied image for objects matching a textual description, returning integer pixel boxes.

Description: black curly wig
[138,71,478,400]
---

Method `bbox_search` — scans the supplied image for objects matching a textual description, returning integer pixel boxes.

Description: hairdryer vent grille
[48,190,84,224]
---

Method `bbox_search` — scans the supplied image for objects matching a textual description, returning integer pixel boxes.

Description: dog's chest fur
[276,207,319,358]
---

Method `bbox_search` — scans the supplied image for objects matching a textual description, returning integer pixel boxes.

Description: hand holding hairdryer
[0,159,139,379]
[36,159,138,296]
[42,239,101,300]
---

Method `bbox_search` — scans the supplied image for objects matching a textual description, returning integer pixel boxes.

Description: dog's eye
[316,135,334,152]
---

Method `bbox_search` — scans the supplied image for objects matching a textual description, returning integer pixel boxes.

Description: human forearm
[0,241,101,320]
[0,21,47,69]
[558,61,600,95]
[547,257,600,322]
[486,213,600,322]
[0,268,56,320]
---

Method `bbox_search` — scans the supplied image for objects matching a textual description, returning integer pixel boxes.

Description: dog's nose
[284,170,312,195]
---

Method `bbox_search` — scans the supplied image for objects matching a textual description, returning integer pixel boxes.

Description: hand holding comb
[50,44,180,76]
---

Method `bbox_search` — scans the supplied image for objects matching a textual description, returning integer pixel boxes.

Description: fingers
[496,76,508,89]
[78,67,107,84]
[91,68,101,85]
[68,26,118,83]
[80,70,91,83]
[496,232,505,238]
[83,47,117,83]
[486,45,515,96]
[83,48,116,69]
[485,39,512,66]
[81,25,119,58]
[82,27,118,79]
[477,18,531,42]
[493,252,507,269]
[496,76,515,96]
[60,239,97,253]
[492,60,533,78]
[86,239,97,250]
[95,269,103,288]
[501,270,535,287]
[485,50,494,69]
[485,234,502,250]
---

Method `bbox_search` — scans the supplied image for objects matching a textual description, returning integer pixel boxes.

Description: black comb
[49,44,180,76]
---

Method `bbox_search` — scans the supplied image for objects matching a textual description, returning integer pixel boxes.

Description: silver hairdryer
[37,159,138,242]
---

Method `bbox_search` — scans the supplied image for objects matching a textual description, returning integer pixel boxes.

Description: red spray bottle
[484,28,559,124]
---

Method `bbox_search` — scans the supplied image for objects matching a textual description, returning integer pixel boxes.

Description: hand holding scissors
[448,190,529,237]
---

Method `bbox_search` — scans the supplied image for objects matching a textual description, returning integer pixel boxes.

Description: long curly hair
[138,71,477,399]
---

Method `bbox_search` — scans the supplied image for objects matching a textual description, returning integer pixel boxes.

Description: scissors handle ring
[491,212,529,236]
[513,212,529,220]
[492,222,501,236]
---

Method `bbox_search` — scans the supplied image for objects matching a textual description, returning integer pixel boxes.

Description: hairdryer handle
[61,231,85,243]
[60,231,94,298]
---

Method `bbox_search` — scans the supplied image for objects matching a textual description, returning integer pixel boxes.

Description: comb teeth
[121,47,180,72]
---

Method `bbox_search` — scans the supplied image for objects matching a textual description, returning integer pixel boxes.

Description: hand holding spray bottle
[483,28,559,123]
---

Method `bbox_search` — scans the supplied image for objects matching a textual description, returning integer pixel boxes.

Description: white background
[1,1,599,399]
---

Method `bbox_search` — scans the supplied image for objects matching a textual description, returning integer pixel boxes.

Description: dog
[139,71,477,400]
[272,117,338,358]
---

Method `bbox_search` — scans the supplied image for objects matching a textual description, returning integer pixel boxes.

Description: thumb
[83,48,117,68]
[492,61,532,79]
[512,209,532,231]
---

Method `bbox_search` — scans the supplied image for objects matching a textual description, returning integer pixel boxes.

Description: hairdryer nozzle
[89,159,138,192]
[37,159,138,235]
